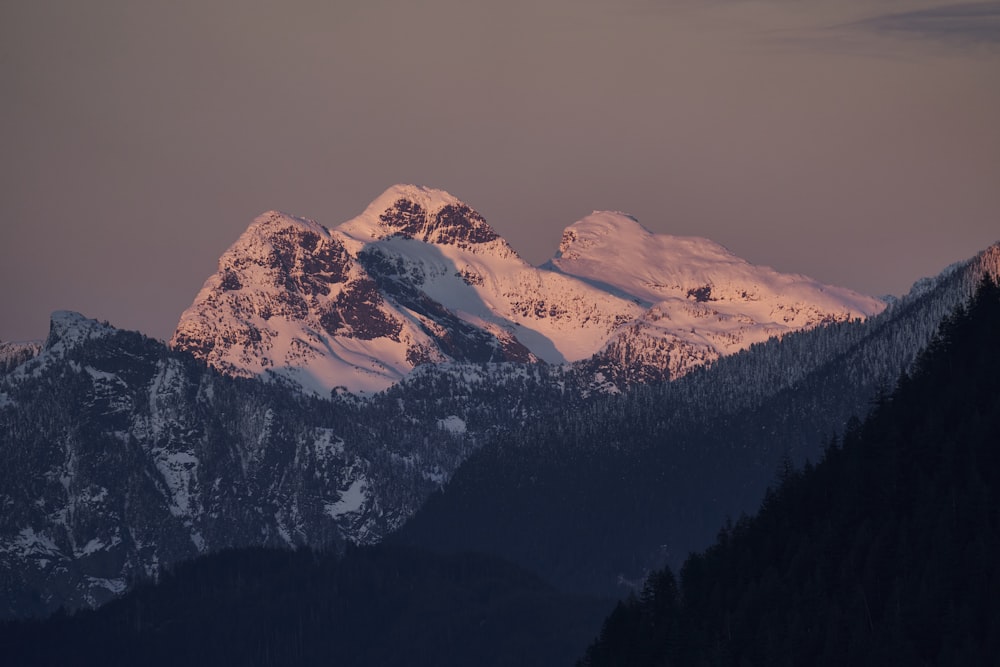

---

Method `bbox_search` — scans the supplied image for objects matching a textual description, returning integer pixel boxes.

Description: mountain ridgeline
[170,185,884,394]
[579,275,1000,666]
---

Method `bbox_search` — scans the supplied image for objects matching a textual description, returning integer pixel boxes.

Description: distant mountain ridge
[171,185,885,394]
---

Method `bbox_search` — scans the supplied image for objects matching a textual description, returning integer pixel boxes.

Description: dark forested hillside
[0,544,610,667]
[579,277,1000,666]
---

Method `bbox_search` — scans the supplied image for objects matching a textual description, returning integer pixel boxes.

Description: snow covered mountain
[171,185,885,394]
[552,212,888,385]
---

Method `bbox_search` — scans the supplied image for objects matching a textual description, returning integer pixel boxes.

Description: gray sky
[2,0,998,342]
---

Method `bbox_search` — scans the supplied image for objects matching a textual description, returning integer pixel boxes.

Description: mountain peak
[246,210,332,240]
[218,210,346,286]
[368,184,464,214]
[35,311,119,363]
[555,211,733,266]
[47,311,115,348]
[550,210,885,336]
[556,211,648,260]
[339,185,506,251]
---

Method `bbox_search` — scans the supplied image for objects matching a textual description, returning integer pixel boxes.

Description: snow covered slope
[172,186,885,394]
[550,212,887,384]
[171,209,434,394]
[336,185,642,364]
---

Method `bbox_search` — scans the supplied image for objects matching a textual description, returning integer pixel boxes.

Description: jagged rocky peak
[45,311,117,350]
[222,211,353,288]
[170,200,433,394]
[0,312,121,376]
[248,209,331,238]
[339,184,515,255]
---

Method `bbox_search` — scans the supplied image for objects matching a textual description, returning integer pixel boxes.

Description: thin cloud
[852,2,1000,45]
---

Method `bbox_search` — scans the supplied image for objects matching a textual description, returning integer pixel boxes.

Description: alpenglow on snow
[171,185,886,394]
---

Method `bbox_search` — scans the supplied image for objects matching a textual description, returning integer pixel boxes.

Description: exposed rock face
[171,210,427,394]
[379,199,500,247]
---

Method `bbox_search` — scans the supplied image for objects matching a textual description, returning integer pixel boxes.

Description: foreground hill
[579,277,1000,665]
[0,545,610,667]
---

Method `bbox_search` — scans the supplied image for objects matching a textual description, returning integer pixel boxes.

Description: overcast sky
[2,0,998,342]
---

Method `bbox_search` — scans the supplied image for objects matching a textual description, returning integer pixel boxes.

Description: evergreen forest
[0,544,608,667]
[580,277,1000,666]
